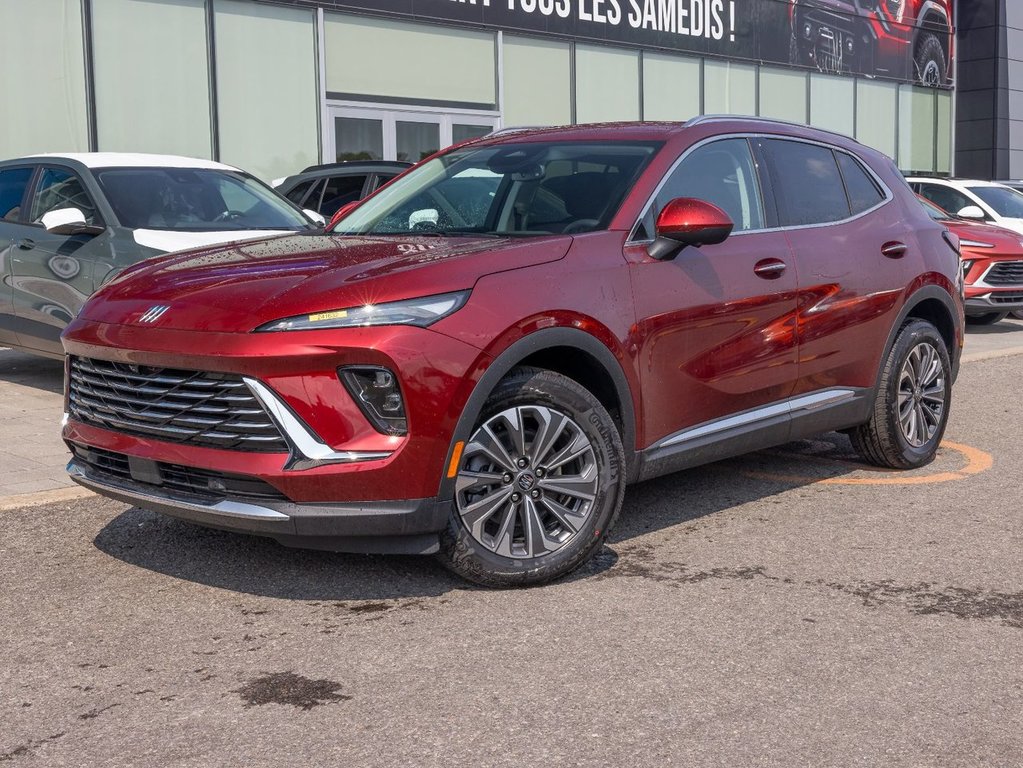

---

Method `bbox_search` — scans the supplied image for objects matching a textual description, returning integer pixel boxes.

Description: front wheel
[438,367,625,587]
[914,33,947,87]
[850,319,951,469]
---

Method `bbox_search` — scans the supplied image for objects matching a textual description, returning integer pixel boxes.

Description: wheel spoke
[527,408,569,468]
[499,408,527,459]
[459,486,513,534]
[539,464,598,502]
[540,494,586,535]
[491,500,520,558]
[542,431,591,472]
[467,424,516,473]
[454,469,506,496]
[522,497,558,557]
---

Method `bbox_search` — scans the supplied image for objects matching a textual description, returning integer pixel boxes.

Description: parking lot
[2,323,1022,767]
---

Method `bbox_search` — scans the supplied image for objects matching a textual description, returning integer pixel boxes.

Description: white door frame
[324,101,502,163]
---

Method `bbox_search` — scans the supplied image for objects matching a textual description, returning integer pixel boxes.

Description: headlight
[256,290,470,332]
[958,239,995,249]
[881,0,904,23]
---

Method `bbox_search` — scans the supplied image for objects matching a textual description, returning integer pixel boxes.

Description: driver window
[652,138,764,234]
[30,168,99,226]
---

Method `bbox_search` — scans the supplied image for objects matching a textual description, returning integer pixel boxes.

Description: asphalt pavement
[1,324,1022,766]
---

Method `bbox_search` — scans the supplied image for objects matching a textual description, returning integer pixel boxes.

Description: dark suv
[274,161,411,219]
[62,118,964,586]
[790,0,953,86]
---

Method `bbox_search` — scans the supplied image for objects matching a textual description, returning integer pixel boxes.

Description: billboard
[303,0,954,88]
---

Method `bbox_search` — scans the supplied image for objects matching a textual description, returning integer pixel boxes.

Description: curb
[961,345,1023,363]
[0,486,95,512]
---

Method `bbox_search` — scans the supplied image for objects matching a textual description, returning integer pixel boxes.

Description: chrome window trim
[244,378,392,471]
[656,388,857,449]
[626,133,894,246]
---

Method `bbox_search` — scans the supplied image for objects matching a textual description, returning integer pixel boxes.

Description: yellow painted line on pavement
[739,440,993,487]
[0,486,95,512]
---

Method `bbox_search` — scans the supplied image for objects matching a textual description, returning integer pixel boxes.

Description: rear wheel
[851,319,951,469]
[438,367,625,588]
[914,33,946,87]
[966,312,1008,326]
[1012,310,1023,320]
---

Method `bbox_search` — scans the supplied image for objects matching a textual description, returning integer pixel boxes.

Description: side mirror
[957,205,986,220]
[647,198,734,261]
[41,207,103,236]
[303,208,326,226]
[328,201,360,230]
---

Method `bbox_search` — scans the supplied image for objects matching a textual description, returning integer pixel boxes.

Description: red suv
[62,118,964,586]
[790,0,953,86]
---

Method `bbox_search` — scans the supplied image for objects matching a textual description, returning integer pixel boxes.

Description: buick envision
[62,118,964,586]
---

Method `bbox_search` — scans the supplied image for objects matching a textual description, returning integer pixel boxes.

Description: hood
[941,218,1023,256]
[131,228,297,253]
[82,232,572,332]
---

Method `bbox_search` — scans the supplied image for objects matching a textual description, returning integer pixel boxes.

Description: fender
[436,327,639,502]
[874,283,962,393]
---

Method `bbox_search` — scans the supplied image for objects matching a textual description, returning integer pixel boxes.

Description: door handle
[17,238,35,250]
[881,241,907,258]
[754,258,787,279]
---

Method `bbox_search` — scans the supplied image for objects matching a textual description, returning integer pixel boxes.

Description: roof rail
[685,114,859,144]
[484,125,543,138]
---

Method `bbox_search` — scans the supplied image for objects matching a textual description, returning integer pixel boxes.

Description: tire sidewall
[884,321,952,464]
[440,369,624,586]
[915,33,946,86]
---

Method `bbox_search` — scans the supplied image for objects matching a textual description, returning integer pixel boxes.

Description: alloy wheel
[455,405,599,560]
[897,341,945,447]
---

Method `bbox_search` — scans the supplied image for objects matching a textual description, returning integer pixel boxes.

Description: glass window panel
[92,0,211,157]
[396,122,441,163]
[453,124,493,144]
[936,90,952,174]
[30,168,99,226]
[763,140,850,226]
[836,152,884,214]
[809,73,855,136]
[503,36,571,126]
[653,139,764,232]
[320,175,368,217]
[759,68,807,123]
[899,85,936,173]
[0,168,33,222]
[643,53,700,121]
[336,118,384,162]
[285,179,318,206]
[325,14,495,105]
[0,0,88,155]
[703,61,756,116]
[917,184,973,217]
[856,80,898,159]
[214,1,318,182]
[575,45,640,123]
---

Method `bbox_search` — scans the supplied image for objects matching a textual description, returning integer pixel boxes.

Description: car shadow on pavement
[91,431,899,601]
[0,348,65,395]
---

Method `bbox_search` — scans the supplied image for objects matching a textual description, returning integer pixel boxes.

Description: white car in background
[0,152,323,358]
[907,177,1023,236]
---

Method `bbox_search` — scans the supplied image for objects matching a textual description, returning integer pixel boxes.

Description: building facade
[1,0,957,182]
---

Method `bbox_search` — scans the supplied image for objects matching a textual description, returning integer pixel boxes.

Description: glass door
[327,105,499,164]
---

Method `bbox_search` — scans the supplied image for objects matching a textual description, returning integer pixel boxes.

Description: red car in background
[790,0,954,86]
[919,196,1023,324]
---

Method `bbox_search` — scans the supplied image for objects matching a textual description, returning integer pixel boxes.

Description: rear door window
[319,175,368,217]
[762,139,849,226]
[284,178,317,206]
[0,167,33,222]
[30,167,100,226]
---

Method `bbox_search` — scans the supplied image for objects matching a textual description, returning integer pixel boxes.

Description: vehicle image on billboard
[62,118,964,587]
[272,161,411,219]
[0,153,322,358]
[789,0,954,86]
[918,196,1023,325]
[909,177,1023,237]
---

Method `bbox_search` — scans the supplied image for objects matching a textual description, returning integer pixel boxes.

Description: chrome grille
[985,260,1023,286]
[68,357,287,452]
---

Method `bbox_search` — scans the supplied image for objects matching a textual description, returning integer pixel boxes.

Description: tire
[438,367,625,588]
[914,32,946,87]
[965,312,1008,326]
[1012,311,1023,320]
[850,319,951,469]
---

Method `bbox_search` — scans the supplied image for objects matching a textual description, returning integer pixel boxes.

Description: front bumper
[68,456,447,553]
[965,291,1023,313]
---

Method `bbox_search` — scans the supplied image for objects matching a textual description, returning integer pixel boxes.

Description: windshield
[94,167,313,231]
[332,141,660,237]
[967,185,1023,218]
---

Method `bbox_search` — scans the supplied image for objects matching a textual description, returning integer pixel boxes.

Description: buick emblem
[517,473,537,491]
[138,305,170,324]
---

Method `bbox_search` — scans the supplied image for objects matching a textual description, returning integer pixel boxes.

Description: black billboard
[293,0,954,88]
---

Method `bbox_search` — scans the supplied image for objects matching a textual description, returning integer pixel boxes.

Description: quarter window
[763,140,849,226]
[652,138,764,234]
[836,152,884,214]
[30,168,99,226]
[0,167,33,222]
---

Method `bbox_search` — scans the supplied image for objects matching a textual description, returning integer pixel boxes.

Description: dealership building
[2,0,1017,183]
